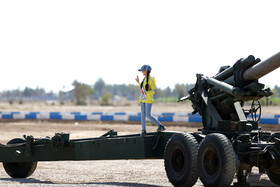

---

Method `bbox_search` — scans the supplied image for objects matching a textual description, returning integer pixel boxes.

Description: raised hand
[135,76,139,83]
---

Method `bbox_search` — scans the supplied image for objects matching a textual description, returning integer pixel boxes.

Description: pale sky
[0,0,279,92]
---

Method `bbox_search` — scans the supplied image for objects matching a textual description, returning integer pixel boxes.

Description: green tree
[72,80,93,105]
[163,86,172,97]
[100,93,112,106]
[260,87,279,106]
[93,78,106,99]
[274,85,280,95]
[154,88,164,99]
[272,88,279,97]
[186,83,195,94]
[174,84,186,99]
[269,88,280,105]
[23,87,33,97]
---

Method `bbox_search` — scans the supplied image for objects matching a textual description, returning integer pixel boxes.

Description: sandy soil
[0,102,279,114]
[0,121,278,187]
[0,103,279,186]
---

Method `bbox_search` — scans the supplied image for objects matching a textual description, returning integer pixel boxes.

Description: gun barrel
[243,52,280,81]
[214,55,256,81]
[205,76,235,95]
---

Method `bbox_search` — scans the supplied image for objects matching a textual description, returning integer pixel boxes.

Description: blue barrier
[188,113,200,117]
[158,116,173,122]
[50,113,62,120]
[129,116,141,121]
[0,111,279,125]
[2,114,13,119]
[50,112,60,115]
[247,114,260,118]
[101,115,114,121]
[92,112,102,115]
[189,116,203,123]
[161,113,175,116]
[259,118,279,125]
[114,112,126,115]
[25,113,37,119]
[75,115,87,120]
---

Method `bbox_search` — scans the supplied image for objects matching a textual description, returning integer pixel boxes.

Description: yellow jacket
[138,76,156,104]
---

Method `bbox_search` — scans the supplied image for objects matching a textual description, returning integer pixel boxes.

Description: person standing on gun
[135,65,166,135]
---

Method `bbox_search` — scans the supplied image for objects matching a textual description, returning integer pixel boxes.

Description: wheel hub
[171,146,186,175]
[202,147,220,177]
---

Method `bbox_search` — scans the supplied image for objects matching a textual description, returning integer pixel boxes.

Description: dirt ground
[0,121,278,187]
[0,102,280,114]
[0,103,279,186]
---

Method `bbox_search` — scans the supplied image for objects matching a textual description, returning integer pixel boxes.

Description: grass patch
[155,97,192,103]
[270,97,280,104]
[155,97,178,103]
[260,97,280,105]
[146,122,153,126]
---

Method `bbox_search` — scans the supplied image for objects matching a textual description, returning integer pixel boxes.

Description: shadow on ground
[86,182,164,187]
[0,178,53,184]
[0,178,164,187]
[0,174,278,187]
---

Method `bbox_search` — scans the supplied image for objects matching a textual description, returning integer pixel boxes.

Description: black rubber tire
[164,132,198,187]
[197,133,236,187]
[267,167,280,185]
[3,138,37,178]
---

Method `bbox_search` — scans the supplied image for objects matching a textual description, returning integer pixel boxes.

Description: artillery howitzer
[0,53,279,186]
[176,52,280,186]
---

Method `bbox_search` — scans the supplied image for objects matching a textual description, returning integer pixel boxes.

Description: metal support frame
[0,131,175,163]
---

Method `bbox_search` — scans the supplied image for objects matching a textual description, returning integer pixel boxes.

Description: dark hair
[140,71,150,90]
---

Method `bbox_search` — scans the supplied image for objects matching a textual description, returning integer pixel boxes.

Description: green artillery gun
[0,53,279,186]
[176,52,280,186]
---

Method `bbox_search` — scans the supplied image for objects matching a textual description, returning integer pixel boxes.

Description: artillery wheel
[164,132,198,187]
[3,138,37,178]
[197,133,236,187]
[267,167,280,185]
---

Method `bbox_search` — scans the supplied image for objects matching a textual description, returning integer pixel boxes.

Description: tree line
[0,78,195,105]
[1,78,279,106]
[69,78,195,105]
[92,78,195,99]
[0,87,56,98]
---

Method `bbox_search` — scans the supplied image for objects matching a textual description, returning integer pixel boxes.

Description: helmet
[138,65,152,72]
